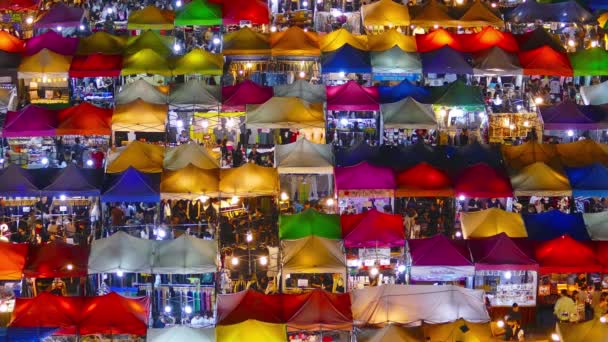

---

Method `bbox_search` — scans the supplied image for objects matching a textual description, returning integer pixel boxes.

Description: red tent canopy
[468,233,538,271]
[69,54,123,78]
[340,209,404,248]
[216,290,286,325]
[534,235,602,274]
[453,163,513,198]
[415,28,463,53]
[396,162,453,197]
[23,241,90,278]
[0,242,28,280]
[326,80,380,111]
[57,102,112,136]
[286,290,352,332]
[460,26,519,53]
[596,241,608,273]
[222,0,269,25]
[0,0,38,11]
[0,30,25,53]
[518,46,573,76]
[222,80,273,112]
[409,234,472,267]
[10,292,149,335]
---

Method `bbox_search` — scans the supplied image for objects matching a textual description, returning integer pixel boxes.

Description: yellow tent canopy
[112,98,168,133]
[270,26,320,57]
[222,28,270,56]
[599,12,608,28]
[361,0,410,28]
[281,236,346,274]
[18,48,72,78]
[124,30,173,56]
[457,0,503,28]
[422,319,493,342]
[557,318,608,342]
[219,162,279,196]
[106,141,165,174]
[411,0,458,28]
[164,143,219,170]
[358,325,424,342]
[76,32,128,55]
[172,48,223,76]
[216,320,286,342]
[501,142,559,171]
[367,29,417,52]
[127,5,175,30]
[555,140,608,167]
[161,164,220,199]
[320,28,368,52]
[460,208,527,239]
[510,162,571,197]
[246,97,325,129]
[121,49,172,77]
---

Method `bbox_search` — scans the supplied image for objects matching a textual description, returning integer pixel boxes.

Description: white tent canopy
[273,80,326,104]
[381,97,437,129]
[246,97,325,129]
[116,79,167,105]
[275,138,334,174]
[168,80,221,110]
[88,231,155,274]
[580,80,608,105]
[350,285,490,326]
[154,234,218,274]
[164,143,220,170]
[147,327,215,342]
[583,211,608,240]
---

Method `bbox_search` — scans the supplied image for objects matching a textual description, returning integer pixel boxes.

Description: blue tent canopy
[447,142,504,172]
[421,46,473,75]
[0,165,39,197]
[334,142,379,167]
[0,328,58,342]
[588,0,608,10]
[523,210,590,241]
[41,165,104,197]
[565,163,608,197]
[378,79,430,104]
[101,167,160,203]
[321,44,372,74]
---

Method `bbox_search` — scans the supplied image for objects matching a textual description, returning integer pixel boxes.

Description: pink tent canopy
[468,233,538,271]
[408,234,474,281]
[326,80,380,111]
[24,30,79,56]
[334,162,395,197]
[3,105,57,137]
[341,209,405,248]
[34,3,85,29]
[222,80,273,112]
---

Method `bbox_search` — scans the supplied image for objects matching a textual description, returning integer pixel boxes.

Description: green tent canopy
[174,0,222,26]
[569,47,608,76]
[430,79,485,107]
[279,209,341,240]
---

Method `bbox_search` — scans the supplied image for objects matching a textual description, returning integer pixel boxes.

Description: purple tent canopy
[467,233,538,271]
[34,3,85,29]
[421,46,473,75]
[24,30,79,56]
[539,101,608,130]
[334,161,395,196]
[0,165,39,197]
[42,164,103,197]
[408,234,474,281]
[3,105,57,137]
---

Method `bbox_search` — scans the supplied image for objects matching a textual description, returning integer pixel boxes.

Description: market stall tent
[0,0,36,11]
[501,142,559,171]
[3,105,57,137]
[69,54,123,78]
[583,212,608,241]
[453,163,513,198]
[539,101,608,130]
[449,142,503,171]
[56,102,112,136]
[273,80,326,104]
[124,30,173,57]
[23,241,90,278]
[154,234,218,274]
[101,167,161,203]
[460,208,527,239]
[41,165,103,197]
[569,47,608,76]
[410,0,458,28]
[367,29,417,53]
[371,46,422,75]
[0,165,39,197]
[508,0,547,24]
[509,162,572,197]
[320,28,368,52]
[431,79,485,107]
[18,48,72,79]
[121,49,173,77]
[172,48,223,76]
[275,138,334,174]
[422,319,493,342]
[598,241,608,272]
[341,209,405,248]
[581,80,608,105]
[321,44,372,74]
[462,26,519,53]
[219,163,279,196]
[565,163,608,197]
[148,326,215,342]
[361,0,410,28]
[408,234,474,281]
[544,0,594,24]
[215,320,286,342]
[523,210,590,241]
[334,142,379,167]
[217,290,286,325]
[106,141,164,173]
[396,162,453,197]
[381,97,436,129]
[468,233,538,271]
[416,28,463,53]
[160,164,220,199]
[169,80,220,110]
[472,46,523,76]
[221,0,269,25]
[518,46,573,76]
[270,26,320,57]
[88,231,156,274]
[279,209,341,240]
[534,235,602,274]
[334,162,396,197]
[377,79,430,104]
[0,31,24,53]
[127,5,175,30]
[222,80,273,112]
[246,97,325,129]
[76,32,128,55]
[326,80,380,111]
[111,98,169,132]
[221,28,270,56]
[116,79,167,105]
[24,30,78,56]
[174,0,222,26]
[515,27,565,52]
[358,325,424,342]
[557,318,608,342]
[164,143,219,170]
[282,236,346,274]
[555,140,608,168]
[0,242,28,280]
[421,46,473,75]
[457,0,503,28]
[286,290,353,331]
[34,3,84,29]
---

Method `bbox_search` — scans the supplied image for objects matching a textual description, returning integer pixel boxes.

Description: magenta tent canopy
[335,161,395,197]
[221,80,273,112]
[326,80,380,111]
[408,234,474,281]
[3,105,57,137]
[467,233,538,271]
[34,3,85,29]
[24,30,79,56]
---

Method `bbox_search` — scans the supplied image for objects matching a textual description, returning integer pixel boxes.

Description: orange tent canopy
[416,28,463,53]
[518,46,573,76]
[0,30,24,53]
[57,102,112,136]
[0,242,28,280]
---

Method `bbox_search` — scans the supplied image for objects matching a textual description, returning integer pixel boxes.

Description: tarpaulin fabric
[107,141,164,173]
[215,320,286,342]
[508,0,548,24]
[510,162,572,197]
[222,28,270,56]
[540,101,608,130]
[555,140,608,168]
[534,235,601,274]
[219,163,279,196]
[127,5,175,30]
[56,102,112,136]
[523,210,590,241]
[34,3,84,29]
[326,80,379,111]
[341,209,404,248]
[468,233,538,271]
[116,79,167,105]
[0,327,58,341]
[172,48,223,76]
[515,27,565,52]
[9,293,81,334]
[449,142,503,171]
[279,209,341,240]
[371,47,422,74]
[121,49,172,76]
[461,208,527,239]
[361,0,410,28]
[88,231,156,274]
[583,212,608,241]
[320,28,368,52]
[124,30,173,57]
[380,143,446,170]
[396,162,453,197]
[377,79,430,104]
[321,44,372,74]
[367,29,416,52]
[0,31,24,53]
[421,46,473,75]
[160,164,220,199]
[154,234,218,274]
[544,0,594,24]
[285,290,353,332]
[24,30,78,56]
[76,32,128,55]
[590,0,608,10]
[112,98,168,132]
[453,163,513,198]
[422,319,493,342]
[24,241,90,278]
[222,80,273,112]
[274,138,334,174]
[581,80,608,105]
[41,165,103,197]
[334,142,379,167]
[557,318,608,342]
[148,326,215,342]
[174,0,222,26]
[3,105,57,137]
[0,242,28,280]
[569,47,608,76]
[501,142,559,171]
[169,80,220,109]
[410,0,458,28]
[164,143,219,170]
[350,285,490,326]
[462,26,519,53]
[246,97,325,129]
[598,241,608,272]
[472,46,523,76]
[0,165,39,197]
[18,48,72,79]
[566,163,608,197]
[518,45,573,76]
[335,162,396,192]
[221,0,269,25]
[270,26,320,57]
[101,167,161,203]
[457,0,503,28]
[273,80,326,104]
[69,54,123,78]
[408,234,474,281]
[415,28,463,53]
[282,236,346,274]
[431,79,485,107]
[0,0,37,11]
[217,290,286,325]
[358,325,424,342]
[381,97,436,129]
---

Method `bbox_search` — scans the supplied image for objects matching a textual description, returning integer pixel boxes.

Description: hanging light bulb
[231,257,239,266]
[270,26,277,33]
[280,192,289,201]
[260,256,268,266]
[0,303,8,313]
[397,265,406,273]
[176,119,184,128]
[26,17,33,24]
[176,0,182,7]
[213,37,221,45]
[534,97,543,105]
[459,195,466,201]
[567,130,574,137]
[231,196,239,205]
[600,316,607,324]
[184,305,192,314]
[551,333,560,341]
[299,71,306,78]
[497,320,505,328]
[164,305,172,313]
[201,119,209,129]
[246,232,253,243]
[326,198,334,206]
[455,231,462,238]
[66,264,74,270]
[116,270,124,277]
[504,271,512,280]
[370,267,379,277]
[567,39,575,47]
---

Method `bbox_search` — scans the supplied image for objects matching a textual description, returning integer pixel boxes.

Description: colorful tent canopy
[545,0,594,24]
[557,318,608,342]
[270,26,320,57]
[274,138,334,174]
[217,290,285,325]
[0,0,37,11]
[555,140,608,168]
[358,325,424,342]
[408,234,474,281]
[321,44,372,74]
[221,0,269,25]
[462,26,519,53]
[273,80,326,103]
[457,0,503,28]
[112,98,168,132]
[24,241,90,278]
[367,29,417,53]
[18,48,72,79]
[169,80,220,110]
[582,212,608,241]
[174,0,221,26]
[350,285,490,326]
[508,0,548,24]
[326,80,379,111]
[461,208,527,239]
[42,165,103,197]
[565,163,608,197]
[377,79,430,104]
[515,27,565,52]
[127,5,175,30]
[569,47,608,76]
[0,165,39,197]
[215,320,285,342]
[449,142,503,171]
[116,79,167,105]
[121,49,172,77]
[3,105,57,137]
[0,242,28,280]
[124,30,173,56]
[222,28,270,56]
[282,236,346,274]
[501,142,559,171]
[69,54,123,78]
[172,48,223,76]
[381,97,436,129]
[24,30,78,56]
[472,46,523,76]
[539,101,608,130]
[371,47,422,74]
[0,31,24,53]
[320,28,367,52]
[415,28,463,53]
[598,241,608,272]
[410,0,457,28]
[286,290,353,332]
[396,162,453,197]
[219,163,279,196]
[341,209,404,248]
[246,97,324,129]
[534,235,601,274]
[88,231,155,274]
[421,46,473,75]
[581,80,608,105]
[161,164,220,199]
[279,209,341,240]
[76,32,128,55]
[334,142,379,167]
[222,80,273,112]
[34,3,84,29]
[432,79,485,107]
[518,46,573,76]
[335,162,396,196]
[148,326,215,342]
[423,319,493,342]
[361,0,410,28]
[453,163,513,198]
[106,141,164,173]
[164,143,219,170]
[468,233,538,271]
[523,210,590,241]
[56,102,112,136]
[154,234,218,274]
[510,162,572,196]
[101,167,161,203]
